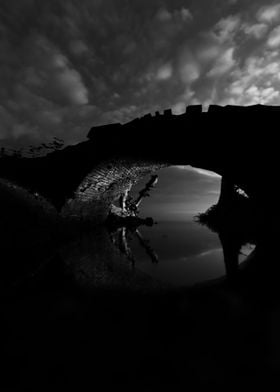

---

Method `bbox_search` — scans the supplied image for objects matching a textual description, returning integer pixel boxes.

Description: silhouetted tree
[125,175,158,216]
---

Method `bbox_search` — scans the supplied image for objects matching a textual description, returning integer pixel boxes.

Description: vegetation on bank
[0,137,64,158]
[195,189,257,245]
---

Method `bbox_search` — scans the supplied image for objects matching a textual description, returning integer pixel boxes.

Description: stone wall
[61,159,165,223]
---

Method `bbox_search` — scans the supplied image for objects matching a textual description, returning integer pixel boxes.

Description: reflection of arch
[109,221,251,283]
[218,232,240,280]
[110,226,159,267]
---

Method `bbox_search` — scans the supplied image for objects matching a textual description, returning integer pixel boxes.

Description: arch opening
[109,165,256,287]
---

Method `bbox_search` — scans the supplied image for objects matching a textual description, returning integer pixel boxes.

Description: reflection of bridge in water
[108,219,256,285]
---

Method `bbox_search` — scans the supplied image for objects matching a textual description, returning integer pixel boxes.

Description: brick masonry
[61,159,165,223]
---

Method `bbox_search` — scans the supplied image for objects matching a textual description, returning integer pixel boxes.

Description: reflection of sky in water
[131,221,254,287]
[131,221,224,286]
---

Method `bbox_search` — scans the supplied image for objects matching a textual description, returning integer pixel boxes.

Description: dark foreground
[1,232,280,391]
[1,178,280,390]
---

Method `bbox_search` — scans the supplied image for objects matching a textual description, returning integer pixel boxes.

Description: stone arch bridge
[0,104,278,235]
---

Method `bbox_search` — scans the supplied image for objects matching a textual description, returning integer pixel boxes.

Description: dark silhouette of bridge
[0,104,278,240]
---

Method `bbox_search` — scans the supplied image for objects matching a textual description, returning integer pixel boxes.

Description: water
[125,219,254,287]
[1,165,254,290]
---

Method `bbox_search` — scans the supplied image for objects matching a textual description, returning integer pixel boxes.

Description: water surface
[128,219,254,287]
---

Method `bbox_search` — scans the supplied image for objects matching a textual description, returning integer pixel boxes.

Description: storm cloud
[0,0,280,147]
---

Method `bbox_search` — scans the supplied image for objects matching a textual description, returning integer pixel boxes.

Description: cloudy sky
[132,166,221,220]
[1,0,280,148]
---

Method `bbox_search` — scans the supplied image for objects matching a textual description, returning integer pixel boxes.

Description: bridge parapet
[87,103,280,141]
